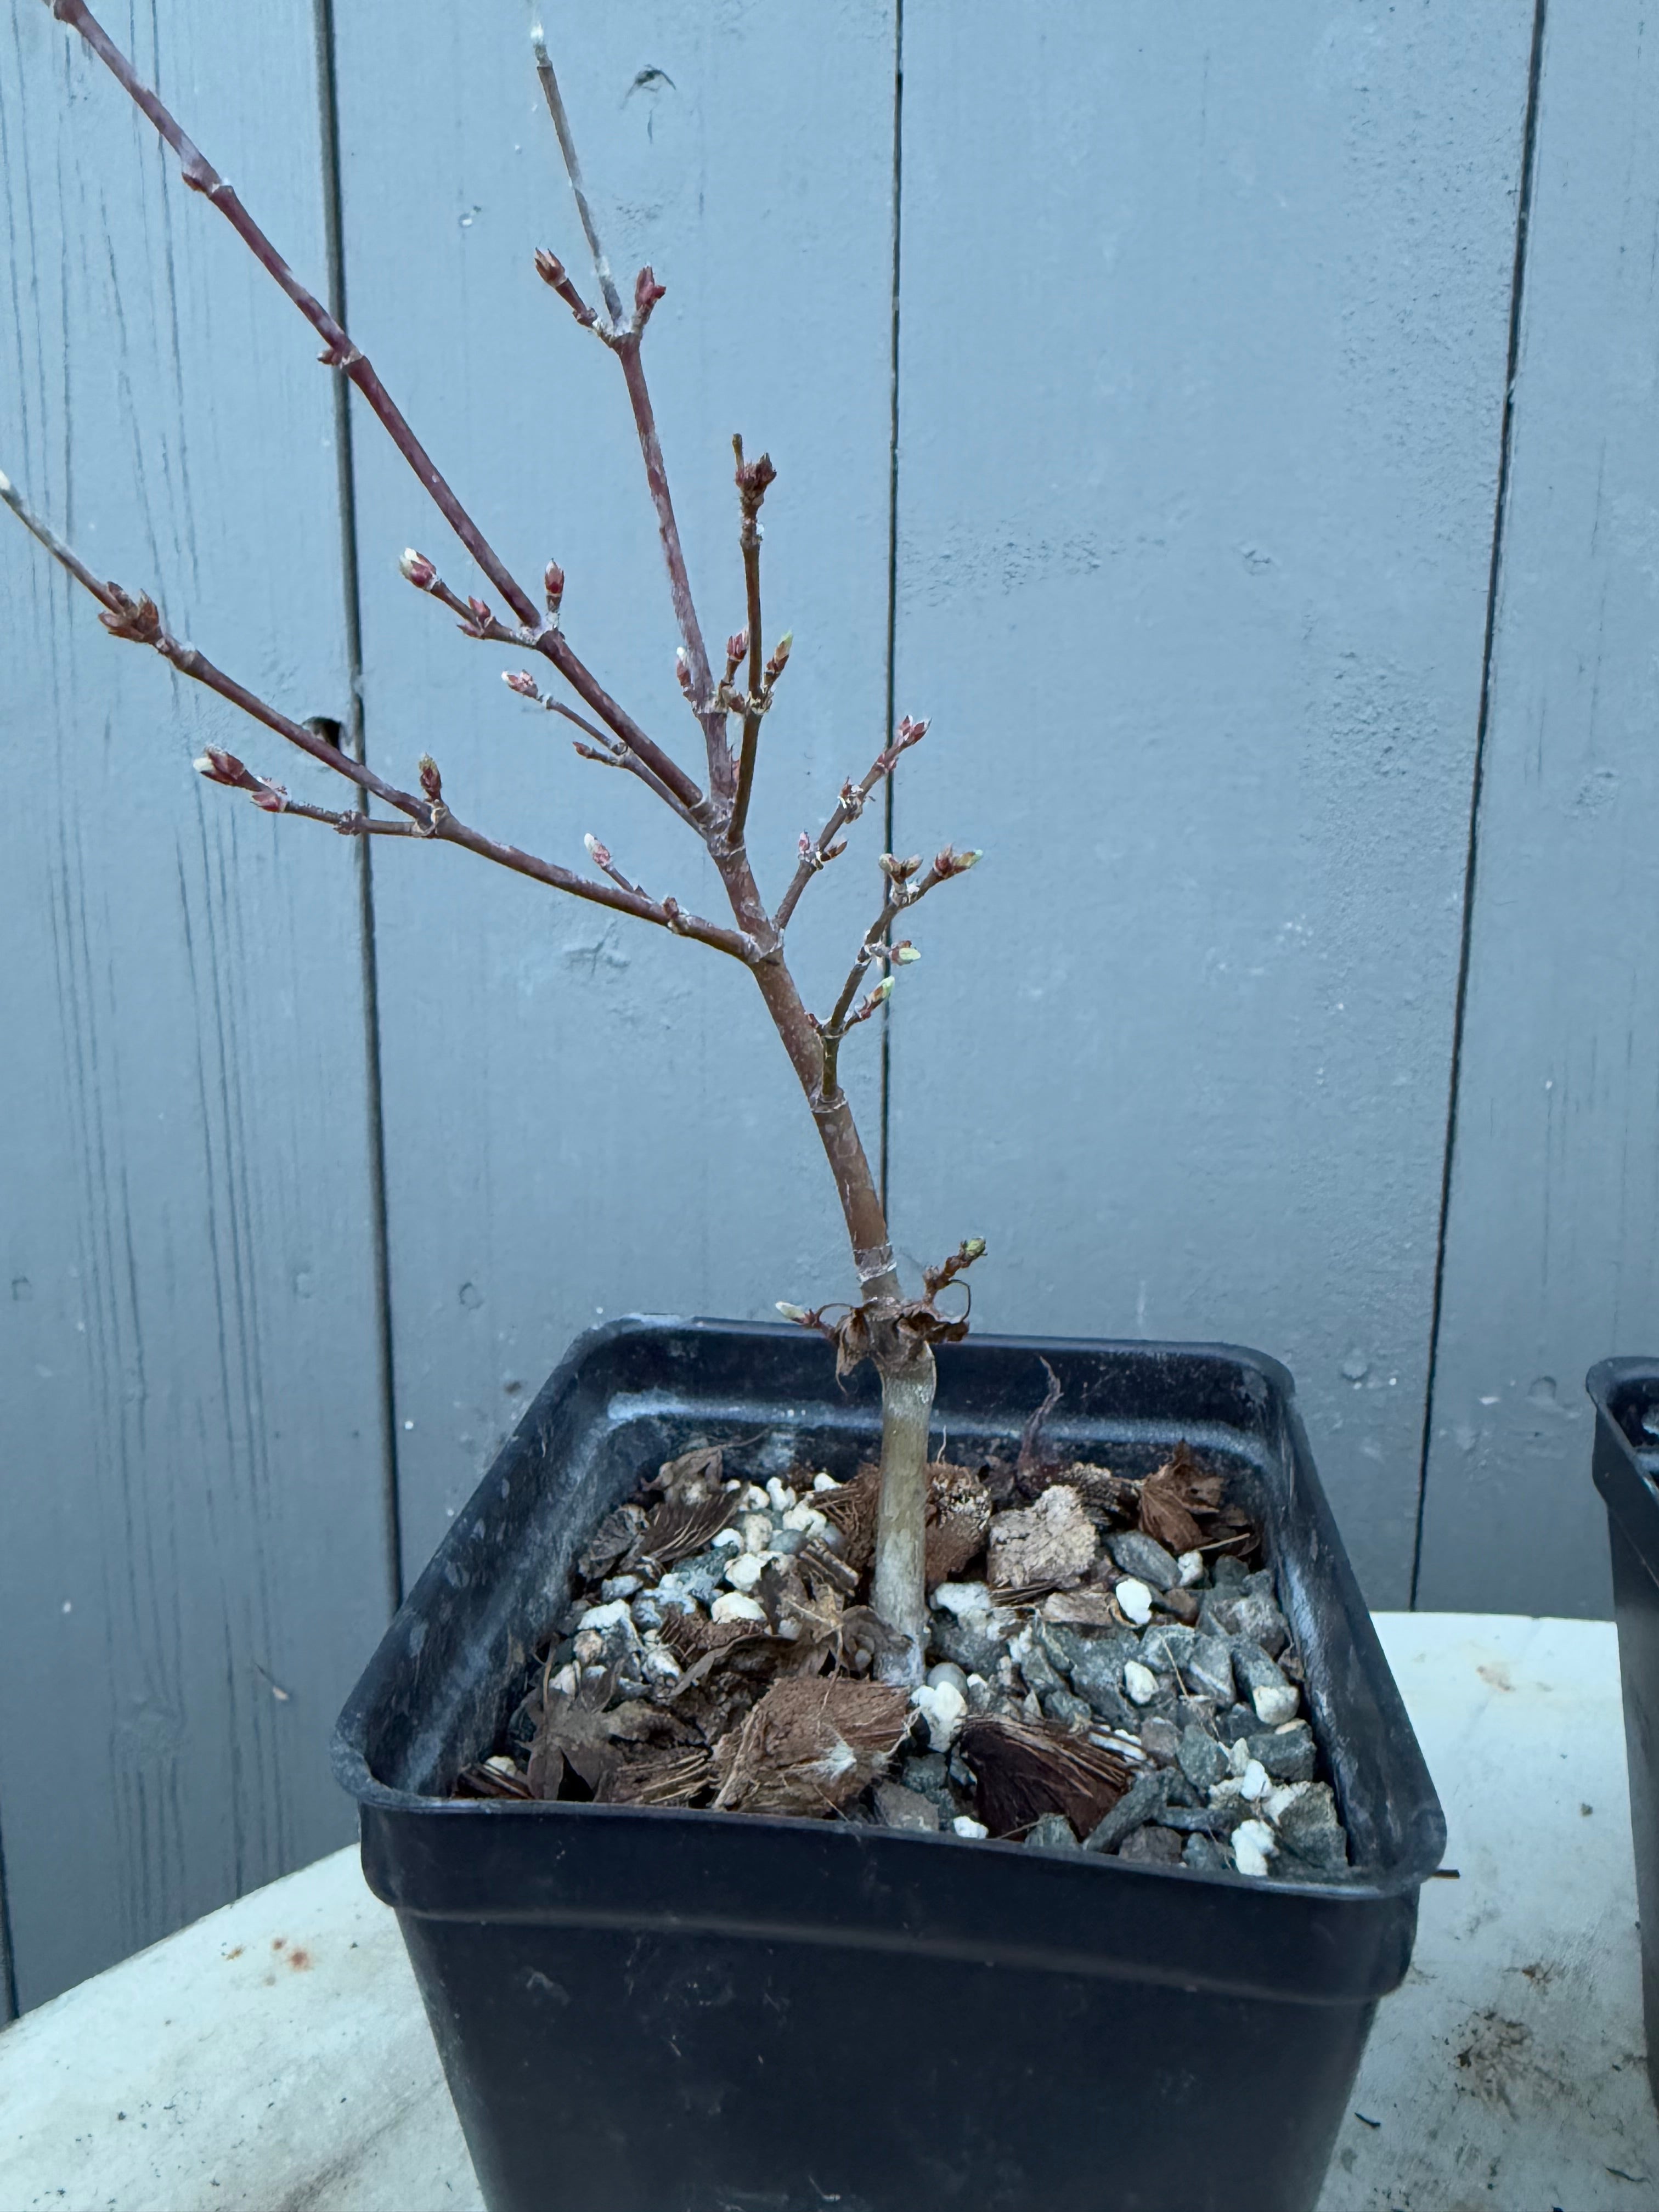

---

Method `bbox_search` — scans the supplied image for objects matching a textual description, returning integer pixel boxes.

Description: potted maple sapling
[13,9,1446,2210]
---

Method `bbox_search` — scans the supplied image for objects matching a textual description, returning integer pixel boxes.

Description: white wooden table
[4,1615,1654,2210]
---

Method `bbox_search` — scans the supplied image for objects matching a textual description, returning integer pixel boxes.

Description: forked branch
[47,0,708,823]
[530,25,730,800]
[2,469,749,958]
[774,716,930,932]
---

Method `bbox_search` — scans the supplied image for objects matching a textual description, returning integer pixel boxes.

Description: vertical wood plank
[1417,5,1659,1618]
[0,0,390,2006]
[890,2,1536,1604]
[333,3,899,1580]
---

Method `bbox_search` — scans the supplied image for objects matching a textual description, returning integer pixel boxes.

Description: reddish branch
[2,472,746,955]
[24,2,989,1679]
[775,715,932,932]
[47,0,707,820]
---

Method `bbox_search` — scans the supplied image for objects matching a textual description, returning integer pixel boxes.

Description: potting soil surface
[460,1436,1350,1877]
[2,1613,1651,2210]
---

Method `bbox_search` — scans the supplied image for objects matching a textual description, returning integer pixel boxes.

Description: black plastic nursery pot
[335,1318,1444,2212]
[1587,1356,1659,2111]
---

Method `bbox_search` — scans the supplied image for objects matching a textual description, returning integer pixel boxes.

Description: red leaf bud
[503,670,541,699]
[634,266,667,325]
[675,649,693,697]
[583,832,612,872]
[194,746,252,788]
[544,560,566,614]
[418,754,443,803]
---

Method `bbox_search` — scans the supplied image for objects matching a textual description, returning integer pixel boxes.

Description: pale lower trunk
[871,1346,937,1686]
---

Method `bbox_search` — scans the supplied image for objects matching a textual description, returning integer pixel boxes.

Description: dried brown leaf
[577,1503,645,1581]
[1138,1476,1204,1557]
[651,1445,726,1508]
[527,1667,673,1798]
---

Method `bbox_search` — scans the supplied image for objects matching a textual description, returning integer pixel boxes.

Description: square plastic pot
[335,1318,1444,2212]
[1586,1356,1659,2111]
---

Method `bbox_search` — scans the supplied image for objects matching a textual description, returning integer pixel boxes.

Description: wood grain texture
[332,1,900,1582]
[0,0,390,2006]
[1417,4,1658,1619]
[888,2,1536,1605]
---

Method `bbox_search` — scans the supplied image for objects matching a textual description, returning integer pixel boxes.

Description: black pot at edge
[334,1317,1445,2212]
[1587,1357,1659,2114]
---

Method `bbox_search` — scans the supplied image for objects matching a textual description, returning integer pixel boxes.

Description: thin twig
[727,436,777,849]
[402,550,706,815]
[2,468,751,960]
[46,0,539,629]
[815,845,980,1097]
[774,716,930,932]
[0,467,119,606]
[268,799,424,836]
[527,24,728,796]
[614,337,727,789]
[530,30,625,329]
[819,890,901,1099]
[50,0,709,821]
[501,668,700,826]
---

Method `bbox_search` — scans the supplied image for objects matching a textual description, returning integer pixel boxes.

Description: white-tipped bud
[776,1301,811,1324]
[399,548,437,589]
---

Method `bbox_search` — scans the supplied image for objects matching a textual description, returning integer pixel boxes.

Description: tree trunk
[870,1342,936,1685]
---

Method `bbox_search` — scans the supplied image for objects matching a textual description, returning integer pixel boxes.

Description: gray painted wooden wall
[0,0,1647,2012]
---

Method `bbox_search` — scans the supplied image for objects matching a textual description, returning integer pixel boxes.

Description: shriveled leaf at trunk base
[959,1714,1132,1840]
[712,1677,911,1817]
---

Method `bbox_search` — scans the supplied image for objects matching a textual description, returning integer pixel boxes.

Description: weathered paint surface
[1418,2,1659,1616]
[0,0,389,2008]
[332,0,899,1582]
[890,1,1536,1604]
